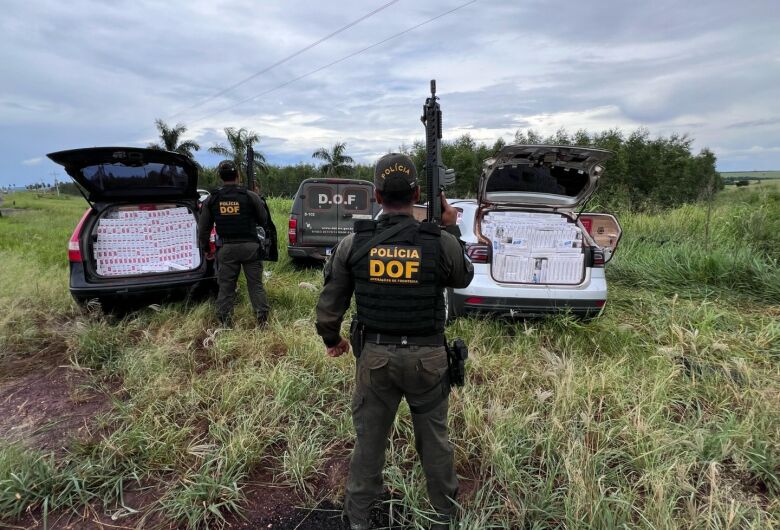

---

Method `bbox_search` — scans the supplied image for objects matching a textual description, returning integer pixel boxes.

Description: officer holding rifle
[315,151,473,529]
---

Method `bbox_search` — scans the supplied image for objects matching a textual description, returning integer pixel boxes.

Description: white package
[485,210,585,284]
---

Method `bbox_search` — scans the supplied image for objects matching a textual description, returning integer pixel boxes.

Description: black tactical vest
[351,219,445,336]
[209,186,256,241]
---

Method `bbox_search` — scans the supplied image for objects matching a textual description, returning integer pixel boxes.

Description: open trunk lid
[478,145,612,208]
[47,147,199,203]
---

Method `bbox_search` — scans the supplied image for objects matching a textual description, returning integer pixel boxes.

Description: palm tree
[208,127,267,183]
[148,119,200,159]
[312,142,354,177]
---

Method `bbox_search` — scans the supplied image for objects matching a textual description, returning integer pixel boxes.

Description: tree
[148,119,200,159]
[209,127,267,183]
[312,142,354,177]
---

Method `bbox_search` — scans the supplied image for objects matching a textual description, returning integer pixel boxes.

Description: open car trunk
[480,209,586,285]
[475,144,614,285]
[86,203,201,278]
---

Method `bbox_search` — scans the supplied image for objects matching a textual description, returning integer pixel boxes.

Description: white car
[444,144,622,320]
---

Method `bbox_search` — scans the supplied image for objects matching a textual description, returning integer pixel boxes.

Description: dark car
[287,178,379,261]
[48,147,216,309]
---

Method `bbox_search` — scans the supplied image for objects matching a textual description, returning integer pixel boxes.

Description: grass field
[720,171,780,183]
[0,184,778,529]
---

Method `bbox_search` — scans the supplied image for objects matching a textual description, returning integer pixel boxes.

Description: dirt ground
[0,351,111,453]
[0,352,451,529]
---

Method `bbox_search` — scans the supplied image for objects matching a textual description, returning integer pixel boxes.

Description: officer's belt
[219,237,256,244]
[363,332,444,347]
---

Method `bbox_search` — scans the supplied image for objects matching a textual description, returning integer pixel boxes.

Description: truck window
[307,186,335,210]
[341,186,369,212]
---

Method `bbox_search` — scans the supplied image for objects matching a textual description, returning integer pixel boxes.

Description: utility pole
[49,171,60,197]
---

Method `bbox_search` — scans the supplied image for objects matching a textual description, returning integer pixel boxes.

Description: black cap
[217,160,238,180]
[374,153,418,192]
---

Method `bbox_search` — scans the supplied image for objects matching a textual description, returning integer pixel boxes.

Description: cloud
[1,0,779,185]
[21,157,42,166]
[726,117,780,130]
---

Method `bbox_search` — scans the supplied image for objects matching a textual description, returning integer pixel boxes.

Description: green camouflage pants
[215,242,270,320]
[345,342,458,526]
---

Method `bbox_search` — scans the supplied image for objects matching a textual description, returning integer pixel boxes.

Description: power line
[189,0,477,125]
[166,0,401,121]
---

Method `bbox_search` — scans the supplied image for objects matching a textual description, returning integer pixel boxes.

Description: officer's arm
[439,228,474,288]
[197,198,214,249]
[248,191,268,226]
[315,235,355,347]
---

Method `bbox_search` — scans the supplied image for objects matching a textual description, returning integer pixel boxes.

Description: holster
[446,338,468,387]
[350,320,365,359]
[256,227,270,260]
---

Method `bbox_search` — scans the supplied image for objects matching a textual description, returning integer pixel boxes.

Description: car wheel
[444,288,457,324]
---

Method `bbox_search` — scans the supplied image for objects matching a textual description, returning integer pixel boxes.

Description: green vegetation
[0,187,778,529]
[720,171,780,181]
[148,119,201,160]
[312,142,355,177]
[195,127,722,212]
[207,127,268,186]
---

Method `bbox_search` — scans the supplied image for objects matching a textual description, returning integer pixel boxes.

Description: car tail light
[465,242,490,263]
[68,209,91,263]
[465,296,485,305]
[288,218,297,245]
[592,249,605,267]
[595,300,606,308]
[209,228,217,256]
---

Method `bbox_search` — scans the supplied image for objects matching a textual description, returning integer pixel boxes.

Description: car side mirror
[579,213,622,263]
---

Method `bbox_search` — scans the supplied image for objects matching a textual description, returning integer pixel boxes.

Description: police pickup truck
[287,178,380,262]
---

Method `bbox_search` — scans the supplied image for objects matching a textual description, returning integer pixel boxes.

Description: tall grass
[0,189,777,529]
[609,183,780,303]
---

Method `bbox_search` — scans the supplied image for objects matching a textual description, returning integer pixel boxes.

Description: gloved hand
[326,337,351,358]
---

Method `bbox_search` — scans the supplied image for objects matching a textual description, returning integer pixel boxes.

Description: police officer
[198,160,270,326]
[315,153,474,529]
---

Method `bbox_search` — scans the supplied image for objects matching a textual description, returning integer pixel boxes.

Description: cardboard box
[95,207,200,277]
[484,211,585,284]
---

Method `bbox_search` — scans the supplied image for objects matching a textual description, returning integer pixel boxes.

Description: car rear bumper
[69,261,215,302]
[453,292,605,317]
[288,245,330,260]
[452,265,608,317]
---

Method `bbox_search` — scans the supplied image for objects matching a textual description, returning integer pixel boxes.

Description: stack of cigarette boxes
[94,207,200,276]
[482,211,584,284]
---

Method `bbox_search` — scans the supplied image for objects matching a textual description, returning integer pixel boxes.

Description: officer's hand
[326,337,350,358]
[440,192,458,227]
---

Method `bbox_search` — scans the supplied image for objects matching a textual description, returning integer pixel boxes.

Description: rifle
[246,144,279,262]
[246,145,256,192]
[420,79,455,224]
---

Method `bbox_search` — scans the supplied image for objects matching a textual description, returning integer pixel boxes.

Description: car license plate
[325,247,333,256]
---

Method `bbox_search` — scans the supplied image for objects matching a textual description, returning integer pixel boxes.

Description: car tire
[444,288,458,324]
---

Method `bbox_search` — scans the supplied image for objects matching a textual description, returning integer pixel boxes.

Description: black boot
[256,312,269,328]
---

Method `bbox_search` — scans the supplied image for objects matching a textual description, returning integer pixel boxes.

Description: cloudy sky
[2,0,778,186]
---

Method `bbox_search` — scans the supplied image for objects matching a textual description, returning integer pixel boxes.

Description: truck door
[337,183,373,239]
[299,182,340,247]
